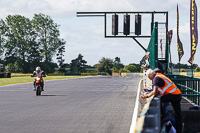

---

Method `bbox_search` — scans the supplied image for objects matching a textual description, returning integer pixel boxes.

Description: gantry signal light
[112,14,118,35]
[111,14,142,36]
[77,11,169,70]
[123,15,130,35]
[135,14,142,35]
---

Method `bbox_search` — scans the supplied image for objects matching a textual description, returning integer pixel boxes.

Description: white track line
[129,78,142,133]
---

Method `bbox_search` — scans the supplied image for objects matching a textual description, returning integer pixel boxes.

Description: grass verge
[0,76,85,86]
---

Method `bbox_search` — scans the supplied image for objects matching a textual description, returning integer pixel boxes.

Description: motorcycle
[31,75,43,96]
[35,76,43,96]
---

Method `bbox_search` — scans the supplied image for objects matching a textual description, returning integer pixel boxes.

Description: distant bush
[11,73,32,77]
[180,68,185,72]
[81,73,98,76]
[48,73,64,76]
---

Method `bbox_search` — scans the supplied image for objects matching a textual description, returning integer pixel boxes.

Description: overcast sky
[0,0,199,66]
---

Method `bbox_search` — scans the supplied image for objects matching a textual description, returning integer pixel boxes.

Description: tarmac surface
[0,76,141,133]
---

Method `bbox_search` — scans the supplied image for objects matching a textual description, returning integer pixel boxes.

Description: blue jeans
[163,102,176,126]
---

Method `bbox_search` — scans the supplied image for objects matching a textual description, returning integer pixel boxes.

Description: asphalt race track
[0,76,141,133]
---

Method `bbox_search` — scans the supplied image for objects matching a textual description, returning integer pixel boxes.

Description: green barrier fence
[167,74,200,106]
[147,22,158,69]
[140,22,158,70]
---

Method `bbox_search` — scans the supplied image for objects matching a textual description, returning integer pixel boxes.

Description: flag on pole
[168,30,173,45]
[188,0,198,64]
[177,4,184,61]
[168,30,173,64]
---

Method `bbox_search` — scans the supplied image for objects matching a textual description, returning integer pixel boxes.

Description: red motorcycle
[34,76,43,96]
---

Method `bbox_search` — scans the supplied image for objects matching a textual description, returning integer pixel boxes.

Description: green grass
[0,76,85,86]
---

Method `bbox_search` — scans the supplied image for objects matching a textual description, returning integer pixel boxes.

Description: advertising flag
[188,0,198,64]
[177,4,184,61]
[168,30,173,45]
[168,30,173,64]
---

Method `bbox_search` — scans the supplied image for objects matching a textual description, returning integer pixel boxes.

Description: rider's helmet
[36,67,41,73]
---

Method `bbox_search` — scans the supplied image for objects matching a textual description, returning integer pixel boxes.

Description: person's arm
[146,86,158,98]
[42,71,46,77]
[140,86,158,99]
[31,71,36,77]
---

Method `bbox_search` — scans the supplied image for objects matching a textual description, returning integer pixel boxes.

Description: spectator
[140,69,182,133]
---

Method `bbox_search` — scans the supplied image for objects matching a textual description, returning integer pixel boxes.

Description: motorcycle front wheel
[36,86,41,96]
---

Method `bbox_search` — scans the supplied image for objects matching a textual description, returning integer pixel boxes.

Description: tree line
[94,57,141,75]
[170,63,200,72]
[171,63,198,69]
[0,13,65,73]
[0,13,142,74]
[59,54,142,75]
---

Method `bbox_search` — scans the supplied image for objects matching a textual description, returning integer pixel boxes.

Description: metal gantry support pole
[155,22,158,68]
[132,37,147,52]
[151,12,155,35]
[104,13,107,38]
[166,12,169,73]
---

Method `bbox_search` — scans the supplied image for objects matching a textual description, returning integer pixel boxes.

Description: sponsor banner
[177,4,184,61]
[168,30,173,45]
[168,30,173,64]
[188,0,198,64]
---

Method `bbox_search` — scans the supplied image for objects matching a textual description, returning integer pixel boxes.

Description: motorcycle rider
[31,67,46,91]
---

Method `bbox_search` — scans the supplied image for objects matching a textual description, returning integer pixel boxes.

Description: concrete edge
[129,78,143,133]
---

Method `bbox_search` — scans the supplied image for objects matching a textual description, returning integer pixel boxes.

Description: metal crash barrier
[167,74,200,106]
[135,95,161,133]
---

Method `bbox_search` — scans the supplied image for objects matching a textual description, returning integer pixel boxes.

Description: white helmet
[36,67,41,72]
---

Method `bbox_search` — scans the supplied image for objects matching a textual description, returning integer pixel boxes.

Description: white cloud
[0,0,134,18]
[1,0,200,66]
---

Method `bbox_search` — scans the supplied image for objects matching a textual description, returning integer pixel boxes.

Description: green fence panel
[140,22,158,69]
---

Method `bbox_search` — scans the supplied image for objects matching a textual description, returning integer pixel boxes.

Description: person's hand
[140,93,147,100]
[141,64,147,69]
[146,52,150,58]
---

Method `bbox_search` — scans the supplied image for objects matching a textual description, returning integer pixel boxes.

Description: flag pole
[191,63,193,77]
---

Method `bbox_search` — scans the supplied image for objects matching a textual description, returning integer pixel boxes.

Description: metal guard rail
[167,74,200,106]
[135,96,161,133]
[176,83,200,105]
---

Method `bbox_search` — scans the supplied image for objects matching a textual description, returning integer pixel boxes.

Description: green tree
[112,57,124,72]
[96,57,113,75]
[5,59,23,73]
[112,66,119,73]
[3,15,36,73]
[124,64,137,72]
[0,19,7,56]
[39,62,58,73]
[70,54,87,73]
[119,68,129,73]
[172,63,198,69]
[32,13,61,64]
[56,39,66,68]
[0,14,64,73]
[114,57,120,65]
[130,63,141,72]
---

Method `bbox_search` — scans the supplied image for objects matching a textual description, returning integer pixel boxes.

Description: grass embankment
[0,76,85,86]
